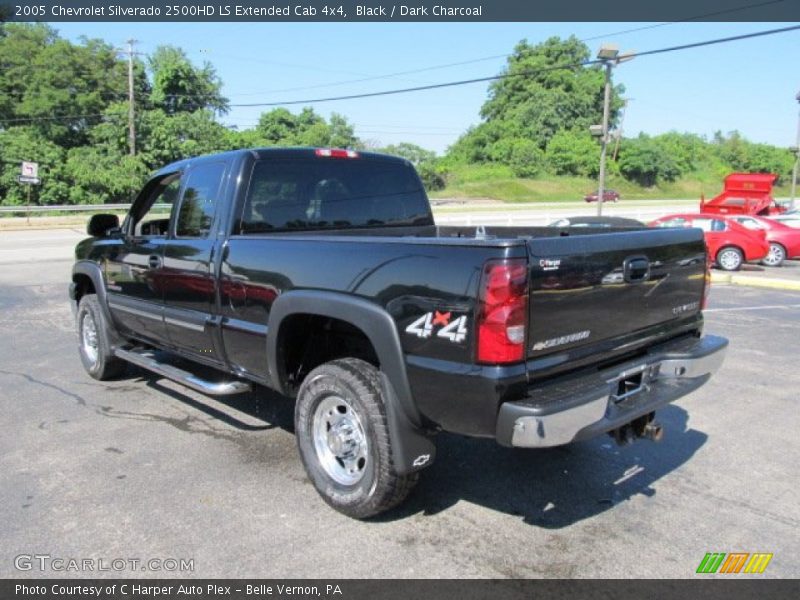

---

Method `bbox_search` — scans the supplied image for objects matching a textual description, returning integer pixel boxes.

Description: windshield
[238,158,433,233]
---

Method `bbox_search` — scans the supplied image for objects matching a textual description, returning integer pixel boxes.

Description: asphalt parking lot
[1,229,799,579]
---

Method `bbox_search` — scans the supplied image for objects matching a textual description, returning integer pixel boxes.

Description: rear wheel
[294,358,419,519]
[761,242,786,267]
[716,247,743,272]
[77,295,126,380]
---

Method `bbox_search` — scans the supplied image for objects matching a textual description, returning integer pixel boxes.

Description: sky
[50,21,800,154]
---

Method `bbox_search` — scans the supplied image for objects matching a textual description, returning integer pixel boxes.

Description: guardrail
[0,203,171,214]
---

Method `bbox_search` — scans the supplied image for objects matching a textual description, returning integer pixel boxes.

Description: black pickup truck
[70,148,728,518]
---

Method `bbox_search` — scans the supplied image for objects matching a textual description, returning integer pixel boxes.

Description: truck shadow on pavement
[383,404,707,527]
[125,364,705,528]
[121,360,296,435]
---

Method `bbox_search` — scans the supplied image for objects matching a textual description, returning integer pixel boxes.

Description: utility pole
[790,90,800,211]
[122,39,138,156]
[591,45,634,217]
[597,62,612,217]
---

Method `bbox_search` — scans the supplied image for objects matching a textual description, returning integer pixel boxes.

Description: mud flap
[379,372,437,474]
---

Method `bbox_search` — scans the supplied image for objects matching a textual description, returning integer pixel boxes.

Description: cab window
[175,162,226,238]
[129,173,182,237]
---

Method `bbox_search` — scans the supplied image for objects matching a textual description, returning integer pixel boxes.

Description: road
[432,200,696,226]
[0,229,798,579]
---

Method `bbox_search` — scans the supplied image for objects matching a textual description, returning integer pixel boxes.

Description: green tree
[64,146,149,204]
[545,129,599,177]
[480,36,622,149]
[137,109,232,166]
[381,142,446,190]
[711,131,794,182]
[618,135,680,186]
[381,142,437,165]
[0,23,139,148]
[254,108,358,147]
[149,45,228,115]
[446,36,623,174]
[489,138,544,178]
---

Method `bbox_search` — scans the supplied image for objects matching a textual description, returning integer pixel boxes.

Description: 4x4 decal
[405,311,468,343]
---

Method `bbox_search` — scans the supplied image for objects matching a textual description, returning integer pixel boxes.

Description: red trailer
[700,173,786,216]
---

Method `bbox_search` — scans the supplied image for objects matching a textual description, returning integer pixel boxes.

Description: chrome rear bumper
[496,334,728,448]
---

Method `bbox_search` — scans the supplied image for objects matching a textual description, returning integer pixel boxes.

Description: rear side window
[176,162,226,238]
[238,158,432,233]
[656,217,687,228]
[693,218,727,232]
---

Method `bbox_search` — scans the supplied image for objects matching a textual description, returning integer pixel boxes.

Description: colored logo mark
[696,552,773,574]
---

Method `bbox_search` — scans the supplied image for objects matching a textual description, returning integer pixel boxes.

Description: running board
[115,348,252,396]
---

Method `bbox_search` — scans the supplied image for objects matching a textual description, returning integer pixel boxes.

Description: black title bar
[3,580,800,600]
[1,0,799,22]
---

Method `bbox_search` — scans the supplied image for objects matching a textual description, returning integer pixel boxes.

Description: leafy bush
[487,138,545,177]
[545,129,599,177]
[618,136,680,187]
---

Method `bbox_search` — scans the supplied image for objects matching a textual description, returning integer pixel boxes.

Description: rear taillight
[476,259,528,364]
[315,148,359,158]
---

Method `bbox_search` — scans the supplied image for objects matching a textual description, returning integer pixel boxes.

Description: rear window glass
[734,217,763,230]
[238,158,432,233]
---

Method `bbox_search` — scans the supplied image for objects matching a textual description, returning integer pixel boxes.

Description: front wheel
[294,358,419,519]
[761,242,786,267]
[716,247,744,272]
[76,294,126,380]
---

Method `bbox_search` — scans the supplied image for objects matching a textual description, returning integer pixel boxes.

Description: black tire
[76,294,126,380]
[761,242,786,267]
[716,246,744,272]
[294,358,419,519]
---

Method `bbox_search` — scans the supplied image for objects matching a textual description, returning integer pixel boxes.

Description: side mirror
[87,214,120,237]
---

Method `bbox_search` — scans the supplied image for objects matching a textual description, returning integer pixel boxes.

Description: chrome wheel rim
[718,250,740,271]
[312,395,368,486]
[763,243,784,266]
[80,311,99,365]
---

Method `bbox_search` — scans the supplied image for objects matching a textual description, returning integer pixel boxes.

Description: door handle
[148,255,162,269]
[623,256,650,283]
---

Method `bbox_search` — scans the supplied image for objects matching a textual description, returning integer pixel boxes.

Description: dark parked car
[70,148,727,518]
[549,216,644,228]
[584,189,620,203]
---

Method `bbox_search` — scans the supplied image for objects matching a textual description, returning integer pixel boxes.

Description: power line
[0,112,124,124]
[217,0,791,98]
[228,25,800,108]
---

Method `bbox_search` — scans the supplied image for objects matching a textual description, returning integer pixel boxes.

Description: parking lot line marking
[705,303,800,313]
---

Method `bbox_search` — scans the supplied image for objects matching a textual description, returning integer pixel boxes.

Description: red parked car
[584,189,620,203]
[650,213,769,271]
[727,214,800,267]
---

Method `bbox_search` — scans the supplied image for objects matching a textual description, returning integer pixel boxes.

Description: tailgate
[526,228,706,370]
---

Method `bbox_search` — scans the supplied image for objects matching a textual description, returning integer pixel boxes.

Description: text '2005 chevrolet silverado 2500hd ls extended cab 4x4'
[70,148,728,518]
